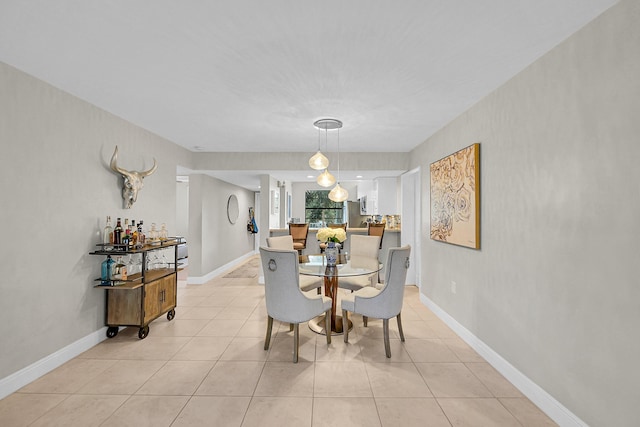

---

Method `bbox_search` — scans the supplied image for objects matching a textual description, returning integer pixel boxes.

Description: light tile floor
[0,257,557,426]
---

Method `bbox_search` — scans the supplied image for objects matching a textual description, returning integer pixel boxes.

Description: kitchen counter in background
[269,228,401,279]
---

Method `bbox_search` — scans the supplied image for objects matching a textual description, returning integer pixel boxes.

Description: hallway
[0,257,555,426]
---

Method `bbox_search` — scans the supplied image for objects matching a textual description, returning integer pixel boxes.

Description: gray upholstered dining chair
[337,235,381,293]
[266,235,323,294]
[260,247,332,363]
[341,245,411,358]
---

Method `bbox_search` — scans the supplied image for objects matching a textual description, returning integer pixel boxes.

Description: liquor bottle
[101,255,115,285]
[122,219,130,247]
[137,221,145,247]
[102,216,113,247]
[128,220,135,249]
[149,223,158,242]
[114,218,123,245]
[160,223,168,240]
[131,220,138,248]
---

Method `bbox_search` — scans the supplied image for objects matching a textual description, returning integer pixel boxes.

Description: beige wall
[187,174,255,278]
[410,1,639,425]
[0,61,191,380]
[0,61,255,386]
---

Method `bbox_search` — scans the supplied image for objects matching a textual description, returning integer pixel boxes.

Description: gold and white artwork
[430,143,480,249]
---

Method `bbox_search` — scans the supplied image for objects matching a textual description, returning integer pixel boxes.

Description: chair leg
[383,318,391,358]
[317,287,321,295]
[264,316,273,351]
[363,315,368,327]
[397,312,405,342]
[293,323,299,363]
[325,309,332,344]
[342,309,349,343]
[289,323,294,332]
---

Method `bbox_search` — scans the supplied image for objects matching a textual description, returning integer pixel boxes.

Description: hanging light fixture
[308,125,329,170]
[329,182,348,202]
[312,119,337,187]
[316,168,336,187]
[314,119,348,203]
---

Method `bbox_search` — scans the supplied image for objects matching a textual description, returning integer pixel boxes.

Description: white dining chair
[266,235,323,294]
[338,235,381,292]
[341,245,411,358]
[260,247,332,363]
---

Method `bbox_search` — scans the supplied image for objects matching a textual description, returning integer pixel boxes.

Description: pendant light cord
[336,128,341,182]
[325,125,329,154]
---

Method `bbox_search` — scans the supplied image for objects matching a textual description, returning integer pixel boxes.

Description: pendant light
[325,119,349,202]
[315,120,335,186]
[308,127,329,170]
[317,168,336,187]
[328,182,348,202]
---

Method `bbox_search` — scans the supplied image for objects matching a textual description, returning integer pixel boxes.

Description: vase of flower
[325,241,338,266]
[317,227,346,267]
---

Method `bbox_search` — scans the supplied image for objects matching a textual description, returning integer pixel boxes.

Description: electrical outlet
[451,281,457,294]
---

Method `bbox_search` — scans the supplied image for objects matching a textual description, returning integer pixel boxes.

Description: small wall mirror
[227,194,239,224]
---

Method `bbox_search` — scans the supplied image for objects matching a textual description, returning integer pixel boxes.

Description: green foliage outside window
[305,190,344,227]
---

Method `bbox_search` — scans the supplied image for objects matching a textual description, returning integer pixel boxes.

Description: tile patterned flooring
[0,257,557,426]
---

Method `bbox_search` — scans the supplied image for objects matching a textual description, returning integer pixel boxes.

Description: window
[305,190,344,227]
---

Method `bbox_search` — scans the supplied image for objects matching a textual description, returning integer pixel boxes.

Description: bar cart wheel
[138,325,150,339]
[167,309,175,321]
[106,327,119,338]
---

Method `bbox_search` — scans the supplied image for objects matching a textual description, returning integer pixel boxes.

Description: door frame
[400,167,421,288]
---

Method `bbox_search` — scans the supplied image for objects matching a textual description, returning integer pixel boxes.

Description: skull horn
[110,146,132,178]
[110,146,157,177]
[139,158,158,177]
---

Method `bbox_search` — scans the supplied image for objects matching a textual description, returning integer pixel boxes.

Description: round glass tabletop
[298,255,382,278]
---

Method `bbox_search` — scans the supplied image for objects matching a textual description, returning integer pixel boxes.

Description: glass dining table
[298,254,382,334]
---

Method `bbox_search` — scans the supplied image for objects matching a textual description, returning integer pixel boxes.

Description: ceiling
[0,0,617,189]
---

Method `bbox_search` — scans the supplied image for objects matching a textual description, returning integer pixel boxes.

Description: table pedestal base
[308,315,352,335]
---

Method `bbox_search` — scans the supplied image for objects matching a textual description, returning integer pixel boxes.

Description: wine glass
[159,249,170,269]
[125,254,137,276]
[146,252,158,270]
[133,253,143,275]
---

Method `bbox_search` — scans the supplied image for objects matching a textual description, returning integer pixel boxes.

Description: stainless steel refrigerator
[345,201,369,228]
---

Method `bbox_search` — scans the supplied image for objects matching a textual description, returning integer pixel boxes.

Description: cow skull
[110,146,157,209]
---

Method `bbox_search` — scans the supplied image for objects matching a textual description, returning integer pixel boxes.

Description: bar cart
[90,239,178,339]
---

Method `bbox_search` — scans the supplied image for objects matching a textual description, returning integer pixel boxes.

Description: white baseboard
[1,251,261,399]
[420,294,587,427]
[0,252,262,399]
[187,251,256,284]
[0,327,108,400]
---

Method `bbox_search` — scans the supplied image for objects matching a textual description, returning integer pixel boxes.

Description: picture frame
[271,190,279,214]
[430,143,480,249]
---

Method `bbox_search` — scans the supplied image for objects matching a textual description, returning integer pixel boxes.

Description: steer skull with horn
[110,146,157,209]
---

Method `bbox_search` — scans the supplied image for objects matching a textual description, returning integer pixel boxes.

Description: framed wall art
[430,143,480,249]
[271,190,279,215]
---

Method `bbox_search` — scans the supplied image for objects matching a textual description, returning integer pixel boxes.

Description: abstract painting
[430,143,480,249]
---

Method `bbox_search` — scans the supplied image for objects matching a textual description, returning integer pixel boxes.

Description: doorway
[401,167,421,288]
